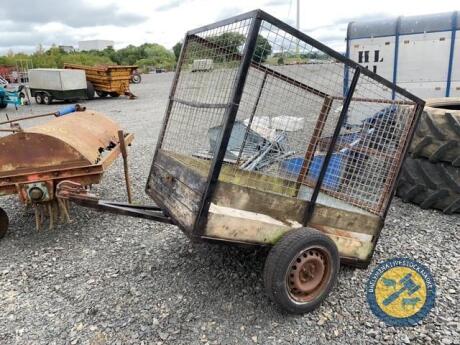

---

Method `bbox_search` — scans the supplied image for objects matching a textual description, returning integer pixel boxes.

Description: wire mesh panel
[160,18,255,165]
[152,10,423,230]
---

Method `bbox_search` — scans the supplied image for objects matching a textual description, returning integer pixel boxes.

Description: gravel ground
[0,73,459,345]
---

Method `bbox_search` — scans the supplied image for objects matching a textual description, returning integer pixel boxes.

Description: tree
[0,42,179,71]
[209,32,245,53]
[188,32,272,63]
[173,42,182,61]
[254,35,272,63]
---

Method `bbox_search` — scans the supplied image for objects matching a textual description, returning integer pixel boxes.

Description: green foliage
[254,35,272,63]
[173,42,182,61]
[1,43,176,71]
[182,32,272,63]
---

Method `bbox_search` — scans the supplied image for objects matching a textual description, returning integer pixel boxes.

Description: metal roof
[348,11,459,40]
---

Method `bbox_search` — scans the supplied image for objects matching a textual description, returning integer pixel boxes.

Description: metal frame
[392,16,402,100]
[446,11,458,97]
[195,17,263,235]
[150,9,425,241]
[303,68,361,225]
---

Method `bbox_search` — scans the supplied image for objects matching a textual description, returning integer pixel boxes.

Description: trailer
[0,10,424,314]
[29,69,89,104]
[346,11,460,99]
[64,64,137,99]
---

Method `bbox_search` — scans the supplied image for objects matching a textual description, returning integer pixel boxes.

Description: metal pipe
[0,112,56,125]
[118,130,133,204]
[0,104,85,126]
[0,128,21,133]
[236,71,268,165]
[296,0,300,30]
[296,96,333,190]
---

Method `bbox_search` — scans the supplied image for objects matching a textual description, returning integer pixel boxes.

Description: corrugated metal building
[346,11,459,99]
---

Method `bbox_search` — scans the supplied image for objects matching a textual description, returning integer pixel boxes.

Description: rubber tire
[109,92,120,98]
[35,93,44,104]
[409,107,460,167]
[43,94,52,105]
[96,90,108,98]
[397,156,460,214]
[0,207,8,240]
[19,92,25,105]
[263,227,340,314]
[131,74,141,84]
[86,81,95,100]
[0,100,7,108]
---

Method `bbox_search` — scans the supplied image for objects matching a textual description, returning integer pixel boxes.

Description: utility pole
[296,0,300,58]
[296,0,300,30]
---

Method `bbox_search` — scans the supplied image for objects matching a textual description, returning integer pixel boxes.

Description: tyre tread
[263,228,339,314]
[409,108,460,165]
[397,157,460,214]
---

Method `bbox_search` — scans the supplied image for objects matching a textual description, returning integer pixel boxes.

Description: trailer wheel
[35,93,44,104]
[131,74,142,84]
[0,207,8,240]
[263,228,339,314]
[109,92,120,98]
[96,90,108,98]
[43,94,53,105]
[86,81,95,100]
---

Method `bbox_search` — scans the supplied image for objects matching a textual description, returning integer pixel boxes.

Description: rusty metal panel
[27,110,121,164]
[0,110,127,195]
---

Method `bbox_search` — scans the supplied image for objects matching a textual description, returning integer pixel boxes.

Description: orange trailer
[64,64,137,99]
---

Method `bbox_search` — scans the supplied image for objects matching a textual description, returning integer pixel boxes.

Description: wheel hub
[287,248,330,302]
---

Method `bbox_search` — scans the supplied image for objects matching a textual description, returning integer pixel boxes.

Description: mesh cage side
[320,74,418,214]
[211,17,419,216]
[160,18,254,170]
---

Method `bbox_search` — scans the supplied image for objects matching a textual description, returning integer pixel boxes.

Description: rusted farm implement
[0,105,133,232]
[1,10,424,313]
[64,64,137,99]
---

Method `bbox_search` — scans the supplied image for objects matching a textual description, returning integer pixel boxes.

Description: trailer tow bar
[56,181,172,224]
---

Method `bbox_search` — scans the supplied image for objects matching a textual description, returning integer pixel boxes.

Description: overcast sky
[1,0,459,55]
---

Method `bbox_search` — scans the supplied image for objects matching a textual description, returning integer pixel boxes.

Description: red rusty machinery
[0,107,133,234]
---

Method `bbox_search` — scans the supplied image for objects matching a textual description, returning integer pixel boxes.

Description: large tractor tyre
[0,207,9,240]
[86,81,95,100]
[263,227,340,314]
[409,105,460,167]
[397,156,460,214]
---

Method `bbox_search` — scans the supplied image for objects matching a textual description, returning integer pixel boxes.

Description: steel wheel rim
[286,246,332,303]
